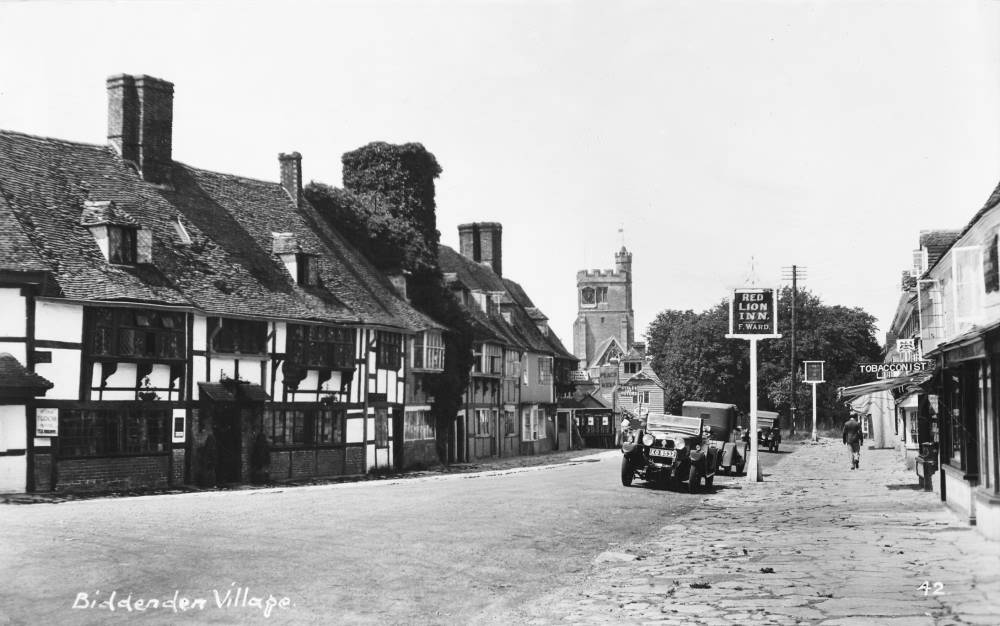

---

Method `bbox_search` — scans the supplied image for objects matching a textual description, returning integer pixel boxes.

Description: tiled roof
[919,229,961,271]
[0,129,439,331]
[925,178,1000,274]
[0,353,53,393]
[501,277,574,360]
[439,245,574,357]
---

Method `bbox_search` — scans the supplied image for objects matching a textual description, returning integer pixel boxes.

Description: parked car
[681,401,749,475]
[757,410,781,452]
[620,412,722,493]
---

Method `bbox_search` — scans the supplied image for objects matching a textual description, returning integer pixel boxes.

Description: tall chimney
[457,222,502,277]
[279,152,302,208]
[458,223,477,262]
[477,222,502,277]
[107,74,174,186]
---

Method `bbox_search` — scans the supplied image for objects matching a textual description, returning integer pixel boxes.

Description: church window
[581,287,595,306]
[596,287,608,304]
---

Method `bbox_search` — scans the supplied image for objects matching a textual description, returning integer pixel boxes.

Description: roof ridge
[176,161,282,189]
[0,128,110,151]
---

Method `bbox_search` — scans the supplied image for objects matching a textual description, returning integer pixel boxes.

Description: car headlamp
[673,437,686,450]
[642,434,655,446]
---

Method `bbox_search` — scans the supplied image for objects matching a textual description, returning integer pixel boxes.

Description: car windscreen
[646,414,701,436]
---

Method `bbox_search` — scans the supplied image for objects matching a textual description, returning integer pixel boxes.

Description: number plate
[649,448,675,458]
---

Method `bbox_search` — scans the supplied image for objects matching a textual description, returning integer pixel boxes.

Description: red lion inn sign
[729,288,778,337]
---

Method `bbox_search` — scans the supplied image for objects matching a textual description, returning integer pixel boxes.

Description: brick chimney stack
[457,222,503,277]
[279,152,303,208]
[107,74,174,186]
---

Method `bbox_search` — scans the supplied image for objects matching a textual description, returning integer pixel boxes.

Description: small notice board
[36,408,58,437]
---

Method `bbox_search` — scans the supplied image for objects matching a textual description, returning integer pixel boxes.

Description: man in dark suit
[843,415,864,469]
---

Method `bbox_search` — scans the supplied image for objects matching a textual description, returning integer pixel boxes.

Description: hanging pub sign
[804,361,825,384]
[727,287,779,338]
[896,339,915,354]
[858,361,932,375]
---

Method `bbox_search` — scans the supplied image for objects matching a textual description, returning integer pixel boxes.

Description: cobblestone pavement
[513,439,1000,626]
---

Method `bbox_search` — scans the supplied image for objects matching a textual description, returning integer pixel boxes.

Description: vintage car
[681,401,749,475]
[620,412,722,492]
[757,410,781,452]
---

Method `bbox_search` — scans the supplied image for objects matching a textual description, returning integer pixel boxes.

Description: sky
[2,0,999,348]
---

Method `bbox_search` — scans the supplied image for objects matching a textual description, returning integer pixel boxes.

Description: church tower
[573,245,635,369]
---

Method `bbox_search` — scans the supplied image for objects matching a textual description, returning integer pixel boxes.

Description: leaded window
[263,407,343,446]
[413,331,445,371]
[59,407,170,457]
[287,325,355,369]
[210,318,268,355]
[376,331,403,370]
[88,308,185,360]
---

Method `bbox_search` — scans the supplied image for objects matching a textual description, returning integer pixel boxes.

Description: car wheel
[620,457,633,487]
[722,466,731,476]
[688,466,700,493]
[736,461,746,475]
[672,468,685,491]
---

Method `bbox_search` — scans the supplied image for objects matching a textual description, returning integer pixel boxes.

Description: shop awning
[837,370,934,400]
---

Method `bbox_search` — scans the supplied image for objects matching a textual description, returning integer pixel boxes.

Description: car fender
[622,430,645,458]
[721,442,737,466]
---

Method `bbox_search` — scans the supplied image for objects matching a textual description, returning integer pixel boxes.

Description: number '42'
[918,581,944,596]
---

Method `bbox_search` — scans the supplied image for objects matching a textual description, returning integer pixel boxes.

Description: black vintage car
[757,410,781,452]
[620,413,721,493]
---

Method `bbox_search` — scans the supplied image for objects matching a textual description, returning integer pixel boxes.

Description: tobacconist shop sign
[858,361,932,375]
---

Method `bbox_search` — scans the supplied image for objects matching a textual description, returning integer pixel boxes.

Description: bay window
[413,330,445,371]
[287,325,355,369]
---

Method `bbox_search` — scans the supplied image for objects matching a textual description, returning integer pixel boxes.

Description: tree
[305,143,473,462]
[646,287,882,428]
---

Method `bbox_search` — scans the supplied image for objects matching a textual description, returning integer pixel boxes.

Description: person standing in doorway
[843,414,864,470]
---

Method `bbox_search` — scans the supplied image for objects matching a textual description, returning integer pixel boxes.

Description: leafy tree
[646,287,882,429]
[305,143,473,463]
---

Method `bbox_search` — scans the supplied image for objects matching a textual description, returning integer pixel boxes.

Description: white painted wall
[34,348,80,400]
[0,289,25,337]
[193,314,207,350]
[0,405,27,493]
[35,301,82,343]
[0,343,27,367]
[193,355,207,400]
[346,417,363,443]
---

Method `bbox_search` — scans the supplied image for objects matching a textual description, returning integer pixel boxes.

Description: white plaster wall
[376,448,389,468]
[0,405,26,451]
[213,358,237,382]
[1,343,27,367]
[102,390,137,401]
[34,348,80,400]
[944,469,973,520]
[346,417,363,443]
[193,355,207,400]
[104,362,139,388]
[366,443,375,471]
[239,361,263,386]
[35,301,82,343]
[193,315,207,351]
[0,289,25,337]
[367,417,375,441]
[274,322,286,354]
[147,364,174,388]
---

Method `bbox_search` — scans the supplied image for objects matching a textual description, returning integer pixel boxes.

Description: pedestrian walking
[843,414,864,470]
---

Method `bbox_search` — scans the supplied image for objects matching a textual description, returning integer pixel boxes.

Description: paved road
[0,448,787,626]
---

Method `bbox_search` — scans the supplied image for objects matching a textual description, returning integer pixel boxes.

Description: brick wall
[56,456,169,491]
[269,450,291,479]
[171,449,185,485]
[345,446,364,475]
[33,455,52,492]
[402,440,439,468]
[289,450,317,479]
[317,449,344,475]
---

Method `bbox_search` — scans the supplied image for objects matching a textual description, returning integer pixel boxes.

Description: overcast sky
[2,0,999,348]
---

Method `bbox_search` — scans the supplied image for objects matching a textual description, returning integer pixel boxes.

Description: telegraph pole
[781,265,806,436]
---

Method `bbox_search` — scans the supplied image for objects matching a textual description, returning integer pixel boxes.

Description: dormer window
[173,216,192,244]
[81,201,152,265]
[296,253,318,286]
[911,249,928,278]
[624,361,641,374]
[109,226,137,264]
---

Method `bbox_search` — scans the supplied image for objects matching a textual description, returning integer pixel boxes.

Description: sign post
[726,286,781,483]
[803,361,825,442]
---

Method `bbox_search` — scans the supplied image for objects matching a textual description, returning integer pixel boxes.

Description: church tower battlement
[573,245,635,368]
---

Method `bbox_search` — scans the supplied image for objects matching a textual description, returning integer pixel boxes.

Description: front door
[213,403,243,484]
[0,405,27,493]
